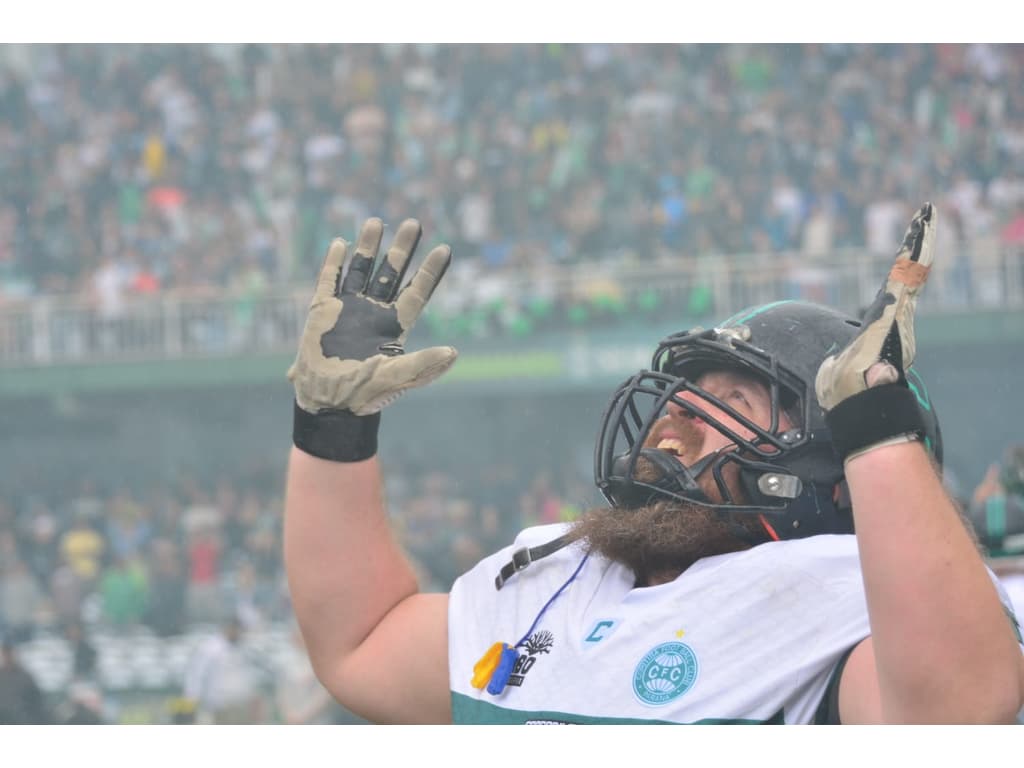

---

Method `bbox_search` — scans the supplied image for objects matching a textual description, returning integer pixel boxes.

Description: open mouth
[655,438,687,457]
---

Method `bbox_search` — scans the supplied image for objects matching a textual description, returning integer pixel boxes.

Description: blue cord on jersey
[474,553,590,696]
[513,553,590,648]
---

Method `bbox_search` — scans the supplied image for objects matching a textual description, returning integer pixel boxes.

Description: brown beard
[567,499,766,587]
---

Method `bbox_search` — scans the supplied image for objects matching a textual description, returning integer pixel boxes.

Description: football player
[284,205,1024,723]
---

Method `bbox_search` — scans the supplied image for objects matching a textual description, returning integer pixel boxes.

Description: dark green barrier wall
[1,309,1022,504]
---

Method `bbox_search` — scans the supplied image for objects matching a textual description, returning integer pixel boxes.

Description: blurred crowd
[0,457,588,722]
[2,43,1024,315]
[0,463,582,644]
[2,441,1022,723]
[0,474,287,643]
[4,42,1024,723]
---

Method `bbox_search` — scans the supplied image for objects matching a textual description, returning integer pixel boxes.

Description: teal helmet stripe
[906,367,932,412]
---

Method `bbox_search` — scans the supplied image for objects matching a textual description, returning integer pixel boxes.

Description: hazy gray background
[1,44,1022,724]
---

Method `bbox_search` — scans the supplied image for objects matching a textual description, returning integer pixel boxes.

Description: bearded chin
[573,409,768,583]
[568,499,756,585]
[570,446,765,584]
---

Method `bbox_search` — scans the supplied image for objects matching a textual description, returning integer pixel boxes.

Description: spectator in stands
[236,490,281,585]
[229,559,275,631]
[144,536,188,637]
[0,636,49,724]
[0,526,15,573]
[970,445,1024,611]
[58,509,106,592]
[183,507,224,625]
[59,680,105,725]
[65,620,98,683]
[181,615,267,724]
[99,553,149,628]
[521,471,569,527]
[274,624,343,725]
[105,490,153,562]
[66,479,104,526]
[0,557,44,643]
[970,444,1024,559]
[20,499,60,589]
[49,551,87,629]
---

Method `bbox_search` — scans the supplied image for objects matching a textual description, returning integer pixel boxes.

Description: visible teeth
[657,439,686,456]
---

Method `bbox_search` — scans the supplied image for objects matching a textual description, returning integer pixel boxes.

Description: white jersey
[449,524,1022,724]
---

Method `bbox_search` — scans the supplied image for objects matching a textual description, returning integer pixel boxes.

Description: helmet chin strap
[643,449,719,502]
[757,515,781,541]
[722,518,776,546]
[650,449,785,545]
[605,448,717,509]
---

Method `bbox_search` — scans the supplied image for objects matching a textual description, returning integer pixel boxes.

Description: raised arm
[840,442,1024,723]
[283,218,457,723]
[816,203,1024,723]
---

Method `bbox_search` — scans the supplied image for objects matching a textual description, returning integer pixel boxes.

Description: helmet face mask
[594,300,943,541]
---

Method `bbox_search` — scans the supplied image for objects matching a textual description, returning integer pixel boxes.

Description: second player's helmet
[594,300,943,541]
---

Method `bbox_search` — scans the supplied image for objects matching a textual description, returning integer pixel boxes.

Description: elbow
[883,662,1024,723]
[978,653,1024,724]
[306,646,367,714]
[290,621,350,701]
[932,670,1023,724]
[968,688,1023,725]
[305,645,347,697]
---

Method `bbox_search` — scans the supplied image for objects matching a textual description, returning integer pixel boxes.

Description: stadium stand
[2,43,1024,723]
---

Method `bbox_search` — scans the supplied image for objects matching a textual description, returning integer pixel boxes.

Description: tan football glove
[289,217,457,416]
[815,202,937,462]
[288,218,456,461]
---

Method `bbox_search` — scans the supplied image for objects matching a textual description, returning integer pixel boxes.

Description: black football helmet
[594,300,943,541]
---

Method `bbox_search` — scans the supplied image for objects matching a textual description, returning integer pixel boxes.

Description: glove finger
[889,203,937,369]
[395,243,452,331]
[383,345,458,389]
[887,202,935,294]
[900,202,936,265]
[350,346,459,415]
[367,218,422,303]
[314,238,348,301]
[341,217,385,295]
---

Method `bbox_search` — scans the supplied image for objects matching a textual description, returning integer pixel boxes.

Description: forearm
[283,447,420,678]
[847,441,1023,722]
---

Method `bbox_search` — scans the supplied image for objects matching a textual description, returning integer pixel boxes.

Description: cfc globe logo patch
[632,642,699,706]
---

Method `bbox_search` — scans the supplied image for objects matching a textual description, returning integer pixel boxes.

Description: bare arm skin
[838,441,1024,723]
[283,219,458,723]
[284,448,452,723]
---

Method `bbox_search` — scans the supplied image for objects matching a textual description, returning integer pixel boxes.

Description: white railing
[1,248,1021,368]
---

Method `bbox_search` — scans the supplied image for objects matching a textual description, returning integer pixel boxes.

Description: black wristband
[825,384,927,462]
[293,400,381,463]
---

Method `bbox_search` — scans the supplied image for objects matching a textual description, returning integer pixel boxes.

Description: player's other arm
[816,203,1023,723]
[283,218,457,723]
[839,443,1023,723]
